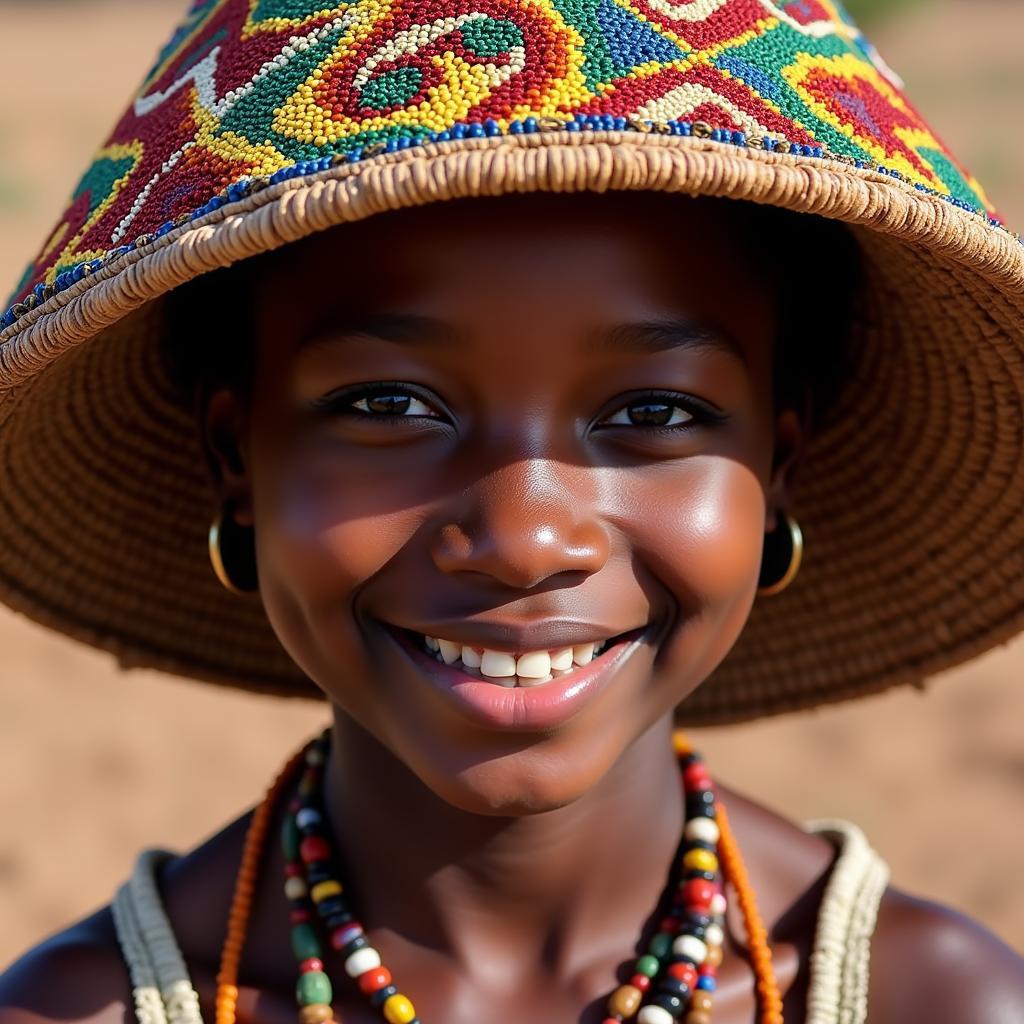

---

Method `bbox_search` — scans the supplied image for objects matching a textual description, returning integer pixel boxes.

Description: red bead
[298,958,323,974]
[682,879,715,906]
[668,961,698,988]
[284,863,303,878]
[330,922,364,950]
[300,835,331,863]
[659,915,679,932]
[698,963,717,977]
[629,974,651,992]
[290,909,312,924]
[601,1019,622,1024]
[357,967,393,994]
[682,763,711,789]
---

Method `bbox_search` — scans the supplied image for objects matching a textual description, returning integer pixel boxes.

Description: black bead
[685,796,716,819]
[677,921,708,941]
[316,896,348,918]
[651,992,685,1017]
[340,934,369,959]
[687,839,717,853]
[656,977,691,1001]
[680,911,712,932]
[324,910,355,930]
[682,869,717,883]
[677,752,702,769]
[668,953,700,969]
[368,984,399,1009]
[306,865,334,886]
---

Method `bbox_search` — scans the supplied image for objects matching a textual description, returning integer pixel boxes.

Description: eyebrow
[296,313,458,353]
[296,312,743,361]
[597,318,744,361]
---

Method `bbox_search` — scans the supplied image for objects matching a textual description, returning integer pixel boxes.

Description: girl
[0,1,1022,1022]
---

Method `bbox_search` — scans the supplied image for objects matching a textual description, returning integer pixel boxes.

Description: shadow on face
[175,191,854,813]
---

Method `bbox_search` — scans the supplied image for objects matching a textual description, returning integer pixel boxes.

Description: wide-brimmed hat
[1,0,1022,725]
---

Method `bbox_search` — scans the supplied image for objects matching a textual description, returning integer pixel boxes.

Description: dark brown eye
[350,391,436,417]
[603,399,694,428]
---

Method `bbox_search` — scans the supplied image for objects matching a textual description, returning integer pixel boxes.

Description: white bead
[705,923,724,948]
[672,934,708,964]
[684,817,720,845]
[284,877,308,900]
[344,946,382,977]
[710,892,727,915]
[637,1007,674,1024]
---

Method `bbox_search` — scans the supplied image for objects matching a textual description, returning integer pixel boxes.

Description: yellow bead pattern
[382,994,417,1023]
[310,880,343,902]
[683,848,719,874]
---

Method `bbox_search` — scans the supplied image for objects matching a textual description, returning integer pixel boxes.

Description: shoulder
[868,884,1024,1023]
[0,907,132,1024]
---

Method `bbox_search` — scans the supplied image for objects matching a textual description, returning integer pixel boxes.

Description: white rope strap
[803,819,890,1024]
[112,848,205,1024]
[112,880,169,1024]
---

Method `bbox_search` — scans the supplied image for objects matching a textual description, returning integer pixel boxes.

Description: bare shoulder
[0,907,132,1024]
[868,885,1024,1024]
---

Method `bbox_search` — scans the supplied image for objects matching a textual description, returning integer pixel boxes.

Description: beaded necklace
[215,731,784,1024]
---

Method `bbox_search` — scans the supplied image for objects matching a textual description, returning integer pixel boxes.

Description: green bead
[296,970,333,1007]
[282,816,300,860]
[635,954,660,977]
[291,923,322,961]
[647,931,672,959]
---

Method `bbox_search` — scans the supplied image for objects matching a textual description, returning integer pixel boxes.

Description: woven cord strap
[112,849,203,1024]
[803,819,890,1024]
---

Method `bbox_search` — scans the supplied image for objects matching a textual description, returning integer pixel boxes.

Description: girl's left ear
[200,386,254,527]
[764,406,805,533]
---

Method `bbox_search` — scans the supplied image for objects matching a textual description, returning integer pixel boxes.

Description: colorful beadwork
[2,0,1014,329]
[274,731,745,1023]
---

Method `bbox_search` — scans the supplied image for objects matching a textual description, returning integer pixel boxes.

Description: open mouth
[398,628,633,687]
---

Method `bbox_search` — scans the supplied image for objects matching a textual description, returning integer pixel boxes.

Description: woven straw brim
[1,131,1023,725]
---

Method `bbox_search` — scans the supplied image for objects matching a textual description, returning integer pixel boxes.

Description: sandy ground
[1,0,1022,970]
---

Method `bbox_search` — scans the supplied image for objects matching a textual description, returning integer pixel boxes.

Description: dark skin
[3,192,1024,1024]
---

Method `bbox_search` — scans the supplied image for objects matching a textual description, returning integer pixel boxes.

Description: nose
[430,459,610,589]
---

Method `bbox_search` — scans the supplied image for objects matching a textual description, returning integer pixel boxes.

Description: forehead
[249,192,779,366]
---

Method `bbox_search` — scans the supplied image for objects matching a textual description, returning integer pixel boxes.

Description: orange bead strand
[216,745,310,1024]
[716,799,785,1024]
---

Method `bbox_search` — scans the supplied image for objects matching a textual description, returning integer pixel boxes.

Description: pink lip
[385,626,646,732]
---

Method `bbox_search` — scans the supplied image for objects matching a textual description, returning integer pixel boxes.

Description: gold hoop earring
[758,512,803,597]
[208,507,258,595]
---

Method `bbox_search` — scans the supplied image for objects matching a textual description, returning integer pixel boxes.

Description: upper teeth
[423,635,608,686]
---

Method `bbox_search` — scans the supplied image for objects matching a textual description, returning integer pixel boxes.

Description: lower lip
[386,627,646,732]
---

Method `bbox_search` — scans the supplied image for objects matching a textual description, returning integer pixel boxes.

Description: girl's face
[205,192,800,814]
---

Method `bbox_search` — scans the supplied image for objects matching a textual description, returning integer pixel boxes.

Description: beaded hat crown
[1,0,1022,723]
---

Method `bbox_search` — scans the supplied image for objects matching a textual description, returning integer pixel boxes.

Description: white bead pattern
[637,1005,675,1024]
[112,849,203,1024]
[344,945,383,977]
[671,933,708,964]
[684,816,721,845]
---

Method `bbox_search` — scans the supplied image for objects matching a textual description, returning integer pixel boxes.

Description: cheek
[247,435,425,674]
[630,457,765,648]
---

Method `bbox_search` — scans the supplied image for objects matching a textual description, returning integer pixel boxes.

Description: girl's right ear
[200,385,253,527]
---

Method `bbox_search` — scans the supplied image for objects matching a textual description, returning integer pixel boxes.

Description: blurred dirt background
[1,0,1022,969]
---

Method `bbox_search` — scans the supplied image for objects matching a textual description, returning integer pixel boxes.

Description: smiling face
[202,191,802,814]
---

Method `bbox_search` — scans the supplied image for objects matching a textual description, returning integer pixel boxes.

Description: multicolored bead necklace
[215,730,784,1024]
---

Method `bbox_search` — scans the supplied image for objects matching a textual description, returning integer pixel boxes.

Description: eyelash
[312,383,726,430]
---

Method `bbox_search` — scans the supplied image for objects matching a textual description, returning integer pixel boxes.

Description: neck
[323,713,685,983]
